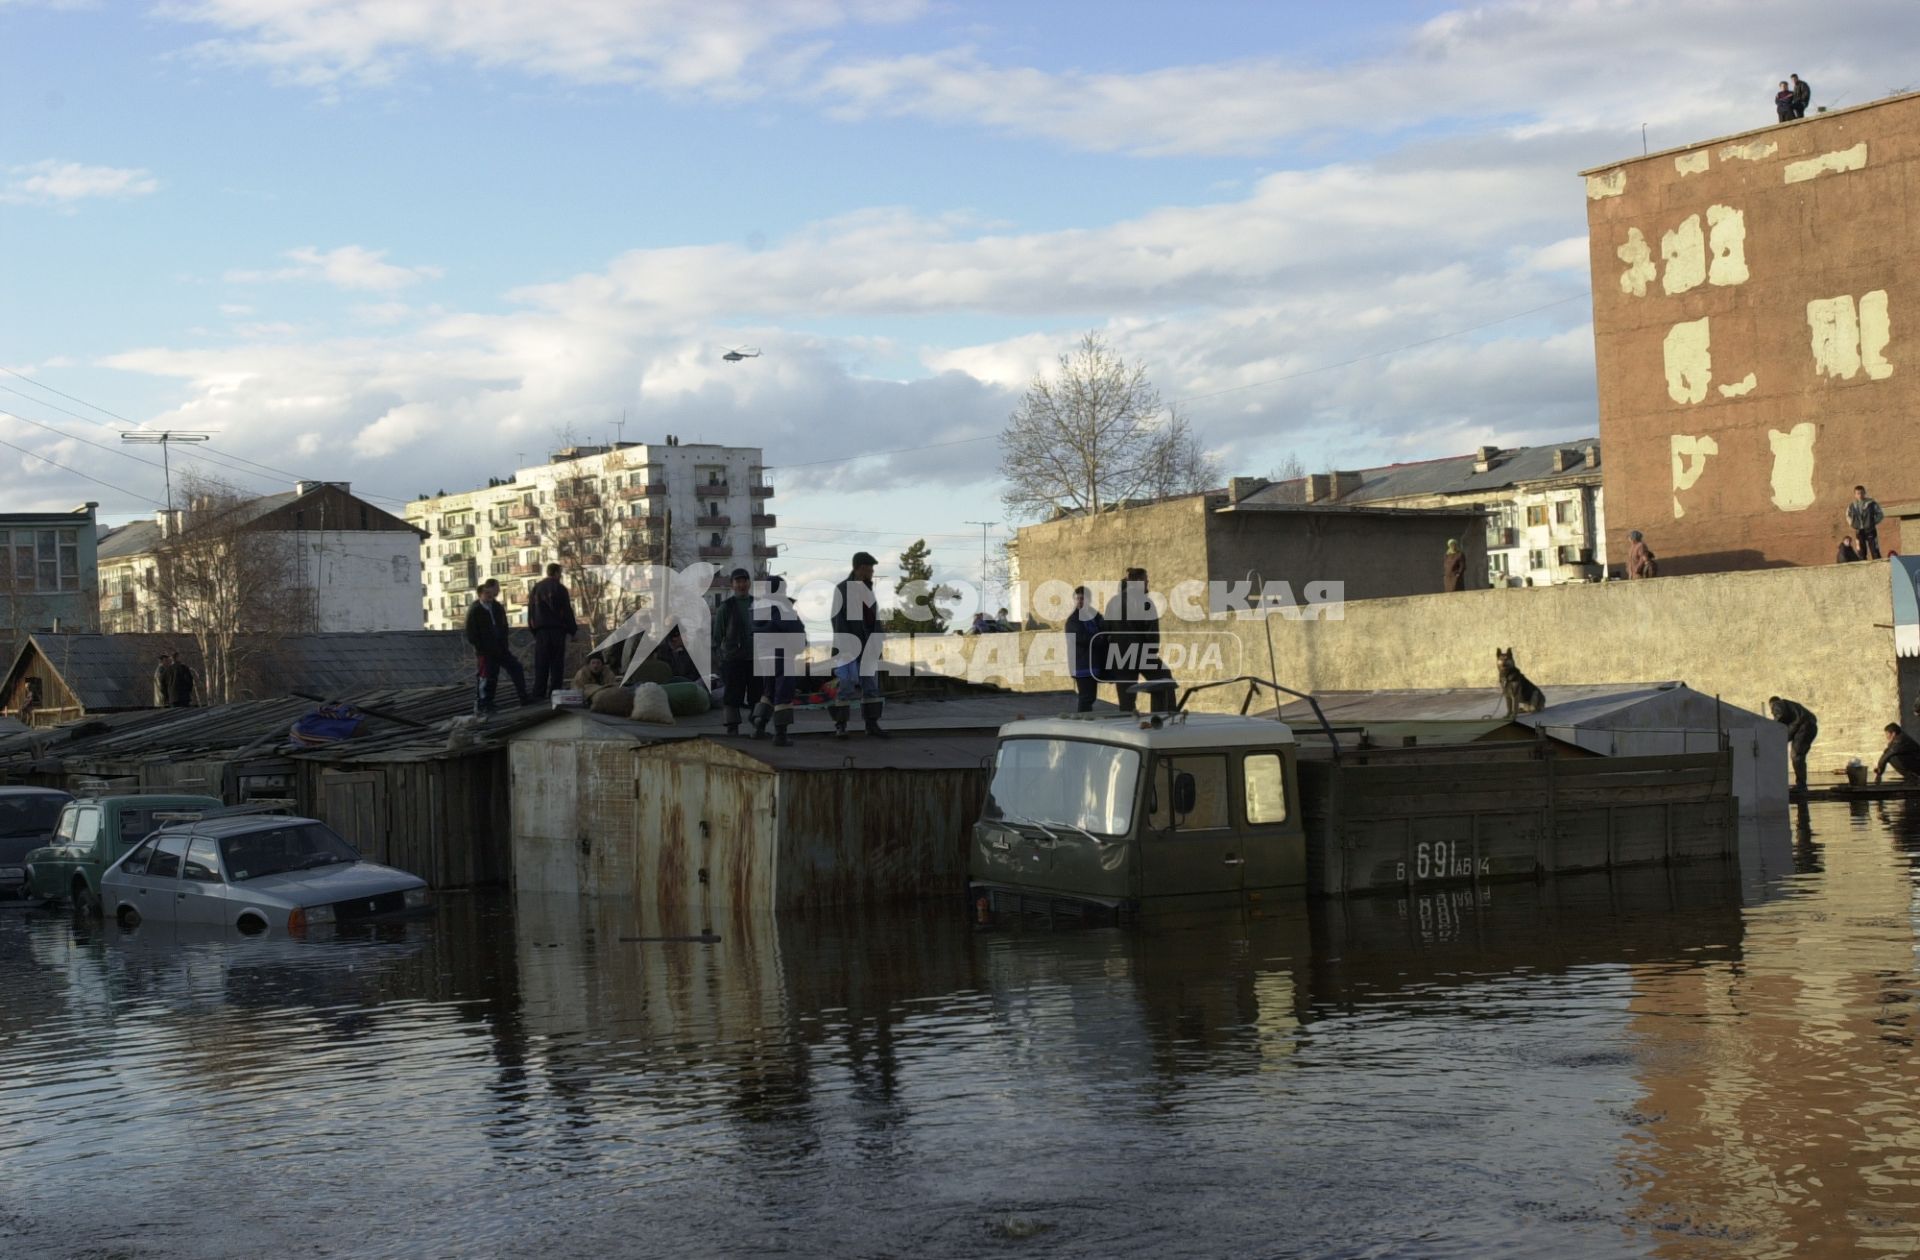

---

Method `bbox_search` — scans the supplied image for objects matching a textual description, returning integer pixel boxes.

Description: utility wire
[0,434,164,505]
[0,408,166,471]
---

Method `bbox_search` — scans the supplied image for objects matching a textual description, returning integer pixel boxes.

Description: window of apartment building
[1528,549,1550,570]
[1554,500,1577,525]
[1556,545,1592,564]
[1525,505,1549,528]
[0,529,82,592]
[1489,553,1509,575]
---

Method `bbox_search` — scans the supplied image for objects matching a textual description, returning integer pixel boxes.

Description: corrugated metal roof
[97,520,161,561]
[1275,683,1693,726]
[9,630,534,712]
[1241,438,1600,508]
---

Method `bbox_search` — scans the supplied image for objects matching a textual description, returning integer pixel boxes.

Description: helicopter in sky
[721,347,761,362]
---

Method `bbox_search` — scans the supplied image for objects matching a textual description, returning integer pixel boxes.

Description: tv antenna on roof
[119,431,210,512]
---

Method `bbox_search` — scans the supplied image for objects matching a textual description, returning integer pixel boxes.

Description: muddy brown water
[2,802,1918,1258]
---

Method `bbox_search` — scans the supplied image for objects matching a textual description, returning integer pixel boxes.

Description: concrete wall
[1207,508,1486,600]
[1011,494,1485,613]
[1011,495,1214,611]
[1584,93,1920,574]
[888,561,1897,775]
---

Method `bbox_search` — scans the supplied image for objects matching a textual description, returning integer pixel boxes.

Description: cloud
[169,0,925,92]
[1,160,158,206]
[227,244,443,291]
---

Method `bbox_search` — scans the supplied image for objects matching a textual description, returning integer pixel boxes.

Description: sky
[2,0,1914,593]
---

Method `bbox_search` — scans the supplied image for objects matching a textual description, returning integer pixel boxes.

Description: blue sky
[2,0,1911,589]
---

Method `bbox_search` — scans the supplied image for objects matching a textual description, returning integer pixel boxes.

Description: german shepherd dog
[1496,647,1546,719]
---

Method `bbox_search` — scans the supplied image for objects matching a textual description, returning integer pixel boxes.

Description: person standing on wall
[1790,73,1811,118]
[1626,530,1658,579]
[153,652,173,707]
[829,550,887,738]
[465,578,529,716]
[751,574,806,745]
[1848,485,1884,560]
[1769,696,1819,795]
[713,567,756,736]
[1065,585,1105,713]
[527,562,577,701]
[166,652,195,707]
[1442,539,1467,592]
[1104,567,1171,713]
[1775,80,1796,123]
[1837,536,1860,563]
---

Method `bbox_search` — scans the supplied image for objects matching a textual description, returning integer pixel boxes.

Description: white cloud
[227,244,442,291]
[170,0,925,92]
[1,160,158,206]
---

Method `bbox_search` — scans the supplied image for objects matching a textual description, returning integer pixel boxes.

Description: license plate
[0,867,23,879]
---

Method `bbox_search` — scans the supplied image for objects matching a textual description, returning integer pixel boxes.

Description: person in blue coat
[1065,585,1105,712]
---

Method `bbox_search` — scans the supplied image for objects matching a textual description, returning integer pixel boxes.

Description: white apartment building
[404,439,776,631]
[98,482,425,633]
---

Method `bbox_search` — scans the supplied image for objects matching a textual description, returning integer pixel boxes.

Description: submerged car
[100,812,431,936]
[23,792,222,913]
[970,712,1306,917]
[0,787,75,899]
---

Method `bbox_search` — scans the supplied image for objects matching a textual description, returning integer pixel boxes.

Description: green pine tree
[886,539,957,634]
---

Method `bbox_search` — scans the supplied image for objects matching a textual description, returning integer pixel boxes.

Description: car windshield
[219,823,360,881]
[0,795,67,837]
[985,738,1141,836]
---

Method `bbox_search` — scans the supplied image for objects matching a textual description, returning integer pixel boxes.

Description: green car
[24,793,224,915]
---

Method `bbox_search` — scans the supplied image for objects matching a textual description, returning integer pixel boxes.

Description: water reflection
[1,807,1918,1257]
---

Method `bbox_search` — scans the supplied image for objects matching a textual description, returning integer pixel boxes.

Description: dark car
[0,787,76,899]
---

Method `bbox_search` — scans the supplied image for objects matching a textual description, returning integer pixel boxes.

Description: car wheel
[116,905,141,931]
[70,880,99,919]
[236,914,267,937]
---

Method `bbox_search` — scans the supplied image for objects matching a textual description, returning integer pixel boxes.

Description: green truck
[23,792,224,915]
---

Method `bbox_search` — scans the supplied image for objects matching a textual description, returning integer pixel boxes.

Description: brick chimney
[1584,443,1600,468]
[1229,476,1269,504]
[1305,473,1334,503]
[1552,448,1580,473]
[1473,445,1502,474]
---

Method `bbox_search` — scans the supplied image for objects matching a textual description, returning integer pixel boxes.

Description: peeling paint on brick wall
[1670,433,1719,518]
[1663,319,1713,404]
[1719,139,1778,162]
[1784,142,1867,184]
[1587,169,1627,199]
[1767,423,1817,511]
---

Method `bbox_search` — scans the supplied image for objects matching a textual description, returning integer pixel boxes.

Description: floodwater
[3,804,1919,1259]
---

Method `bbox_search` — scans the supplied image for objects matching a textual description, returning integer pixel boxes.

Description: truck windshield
[0,795,66,837]
[986,739,1141,836]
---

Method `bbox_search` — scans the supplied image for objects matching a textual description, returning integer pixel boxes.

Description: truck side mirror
[1172,771,1197,816]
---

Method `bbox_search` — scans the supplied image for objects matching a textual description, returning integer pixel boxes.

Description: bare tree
[1138,406,1222,500]
[1263,451,1308,503]
[148,473,305,704]
[1000,332,1218,519]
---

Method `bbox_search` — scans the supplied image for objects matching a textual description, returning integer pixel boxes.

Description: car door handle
[1222,857,1244,866]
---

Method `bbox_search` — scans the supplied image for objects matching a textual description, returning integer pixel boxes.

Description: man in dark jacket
[712,567,756,735]
[1790,73,1811,118]
[1769,695,1819,793]
[465,578,528,716]
[751,574,806,745]
[527,562,578,700]
[1848,485,1884,560]
[1103,568,1171,712]
[1065,585,1105,712]
[1876,723,1920,784]
[829,550,885,738]
[163,652,195,707]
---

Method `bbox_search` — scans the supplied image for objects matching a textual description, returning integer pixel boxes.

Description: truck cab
[24,792,224,915]
[970,713,1304,916]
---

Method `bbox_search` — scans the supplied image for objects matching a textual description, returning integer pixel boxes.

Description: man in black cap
[712,567,756,735]
[830,550,886,738]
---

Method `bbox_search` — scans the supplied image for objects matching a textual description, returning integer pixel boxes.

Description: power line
[0,434,163,505]
[0,407,165,471]
[0,363,135,427]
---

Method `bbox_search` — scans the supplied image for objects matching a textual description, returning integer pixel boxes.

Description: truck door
[1140,753,1246,899]
[1235,749,1305,891]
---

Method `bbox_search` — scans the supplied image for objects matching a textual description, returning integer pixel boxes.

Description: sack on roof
[289,702,366,748]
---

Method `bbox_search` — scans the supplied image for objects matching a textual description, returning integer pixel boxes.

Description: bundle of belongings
[289,702,367,748]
